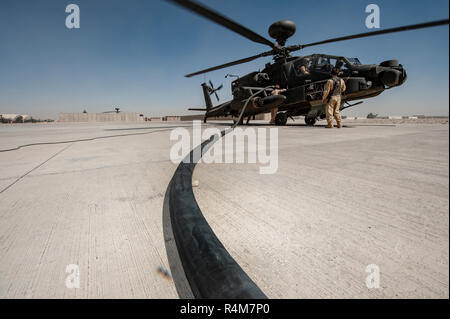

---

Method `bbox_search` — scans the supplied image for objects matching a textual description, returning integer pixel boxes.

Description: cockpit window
[316,56,329,67]
[315,57,338,72]
[347,57,361,65]
[294,58,313,76]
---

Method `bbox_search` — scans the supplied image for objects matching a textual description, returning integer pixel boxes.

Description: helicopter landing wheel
[305,117,316,126]
[275,112,288,126]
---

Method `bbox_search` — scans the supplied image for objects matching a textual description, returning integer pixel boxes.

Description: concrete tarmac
[0,120,448,298]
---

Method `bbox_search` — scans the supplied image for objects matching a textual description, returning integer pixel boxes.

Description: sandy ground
[0,120,448,298]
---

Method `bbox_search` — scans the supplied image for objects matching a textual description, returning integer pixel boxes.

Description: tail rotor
[208,80,223,102]
[189,81,224,124]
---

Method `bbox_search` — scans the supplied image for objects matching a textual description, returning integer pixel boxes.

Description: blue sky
[0,0,448,119]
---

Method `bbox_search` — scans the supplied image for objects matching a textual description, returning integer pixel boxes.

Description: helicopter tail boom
[201,82,214,111]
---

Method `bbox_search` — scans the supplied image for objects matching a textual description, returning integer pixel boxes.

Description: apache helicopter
[169,0,449,126]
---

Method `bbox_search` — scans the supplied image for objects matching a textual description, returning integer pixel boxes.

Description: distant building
[255,113,271,121]
[58,112,144,122]
[179,114,204,121]
[146,117,162,121]
[1,114,32,123]
[163,116,181,121]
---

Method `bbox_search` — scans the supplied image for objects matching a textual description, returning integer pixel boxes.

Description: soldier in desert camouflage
[269,84,287,124]
[322,67,346,128]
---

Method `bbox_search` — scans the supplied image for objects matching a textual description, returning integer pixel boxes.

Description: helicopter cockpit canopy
[289,54,365,83]
[294,57,313,76]
[347,57,362,65]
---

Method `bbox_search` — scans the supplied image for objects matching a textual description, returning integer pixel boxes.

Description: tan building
[163,116,181,121]
[58,112,144,123]
[1,114,32,123]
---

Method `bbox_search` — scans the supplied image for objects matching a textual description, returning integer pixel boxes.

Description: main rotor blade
[168,0,275,48]
[185,50,273,77]
[298,19,449,49]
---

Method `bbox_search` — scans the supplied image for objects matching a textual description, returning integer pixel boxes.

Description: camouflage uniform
[270,88,286,124]
[322,77,346,128]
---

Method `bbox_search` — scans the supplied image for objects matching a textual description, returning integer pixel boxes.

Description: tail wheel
[305,117,316,126]
[275,112,288,126]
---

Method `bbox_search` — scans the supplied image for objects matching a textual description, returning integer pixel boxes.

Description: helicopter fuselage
[201,53,407,125]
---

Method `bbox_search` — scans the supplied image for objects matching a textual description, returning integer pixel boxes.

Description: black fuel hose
[165,86,274,298]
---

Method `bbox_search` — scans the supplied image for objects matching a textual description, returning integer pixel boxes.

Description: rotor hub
[268,20,296,46]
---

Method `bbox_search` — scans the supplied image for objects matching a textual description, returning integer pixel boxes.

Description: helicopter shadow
[208,122,360,128]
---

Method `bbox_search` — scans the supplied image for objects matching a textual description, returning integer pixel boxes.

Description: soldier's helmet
[331,67,340,75]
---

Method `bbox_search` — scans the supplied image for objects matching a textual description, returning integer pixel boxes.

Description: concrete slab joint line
[163,130,267,299]
[0,128,174,153]
[0,143,73,195]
